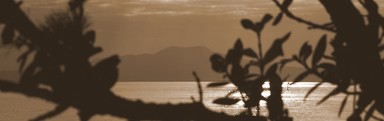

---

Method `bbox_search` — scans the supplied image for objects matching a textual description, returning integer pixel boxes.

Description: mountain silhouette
[0,46,317,82]
[117,46,317,82]
[118,46,222,81]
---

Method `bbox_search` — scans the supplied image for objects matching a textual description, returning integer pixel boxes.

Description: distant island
[0,46,318,82]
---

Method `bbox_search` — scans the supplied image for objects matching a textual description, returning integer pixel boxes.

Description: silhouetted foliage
[1,0,294,121]
[271,0,384,120]
[209,13,292,121]
[1,0,384,120]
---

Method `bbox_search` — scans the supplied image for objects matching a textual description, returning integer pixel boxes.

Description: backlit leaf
[243,48,258,59]
[317,88,340,105]
[254,14,273,33]
[213,97,240,105]
[241,19,254,29]
[273,12,283,26]
[316,63,336,70]
[304,82,323,101]
[261,14,273,24]
[234,39,244,51]
[207,82,230,87]
[299,42,312,62]
[338,95,349,117]
[312,35,327,66]
[364,103,375,121]
[264,32,291,64]
[210,54,226,73]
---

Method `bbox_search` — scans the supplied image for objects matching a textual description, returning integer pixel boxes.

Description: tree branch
[0,79,263,120]
[271,0,336,32]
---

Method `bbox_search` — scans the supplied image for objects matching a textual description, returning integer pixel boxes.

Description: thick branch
[0,79,260,120]
[271,0,336,32]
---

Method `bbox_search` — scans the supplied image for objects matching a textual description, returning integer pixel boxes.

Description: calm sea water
[0,82,380,121]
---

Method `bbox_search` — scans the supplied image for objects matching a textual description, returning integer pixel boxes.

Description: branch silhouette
[271,0,336,32]
[0,79,248,121]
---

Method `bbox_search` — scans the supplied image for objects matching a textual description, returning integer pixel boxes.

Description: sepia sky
[1,0,384,70]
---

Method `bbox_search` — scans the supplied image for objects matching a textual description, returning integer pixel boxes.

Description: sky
[1,0,384,70]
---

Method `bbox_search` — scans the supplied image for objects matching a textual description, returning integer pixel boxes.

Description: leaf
[225,49,235,64]
[2,24,15,44]
[241,19,254,29]
[261,14,273,24]
[234,39,244,51]
[304,82,323,101]
[316,63,336,70]
[213,97,240,105]
[291,70,311,85]
[273,12,283,26]
[317,88,340,105]
[264,32,291,64]
[282,0,293,8]
[243,48,259,59]
[207,82,230,87]
[364,103,376,121]
[312,35,327,66]
[210,54,226,73]
[279,58,294,72]
[84,30,96,44]
[299,42,312,62]
[254,14,273,33]
[323,55,335,61]
[338,95,349,117]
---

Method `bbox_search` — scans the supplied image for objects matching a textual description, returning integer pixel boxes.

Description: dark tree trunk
[319,0,384,119]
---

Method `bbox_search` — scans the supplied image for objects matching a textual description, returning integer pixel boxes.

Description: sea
[1,82,382,121]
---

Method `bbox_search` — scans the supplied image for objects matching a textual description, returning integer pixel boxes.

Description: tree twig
[271,0,336,32]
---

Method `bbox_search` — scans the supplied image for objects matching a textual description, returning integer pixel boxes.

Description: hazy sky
[1,0,384,70]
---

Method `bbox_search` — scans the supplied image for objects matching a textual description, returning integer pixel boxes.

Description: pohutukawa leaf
[225,49,235,64]
[299,42,312,62]
[304,82,323,101]
[273,12,284,26]
[254,14,273,34]
[312,35,327,66]
[317,88,340,105]
[207,82,230,87]
[234,39,244,51]
[213,97,240,105]
[264,32,291,64]
[210,54,226,73]
[316,63,336,70]
[338,95,349,117]
[364,102,376,121]
[241,19,254,29]
[261,14,273,24]
[243,48,258,59]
